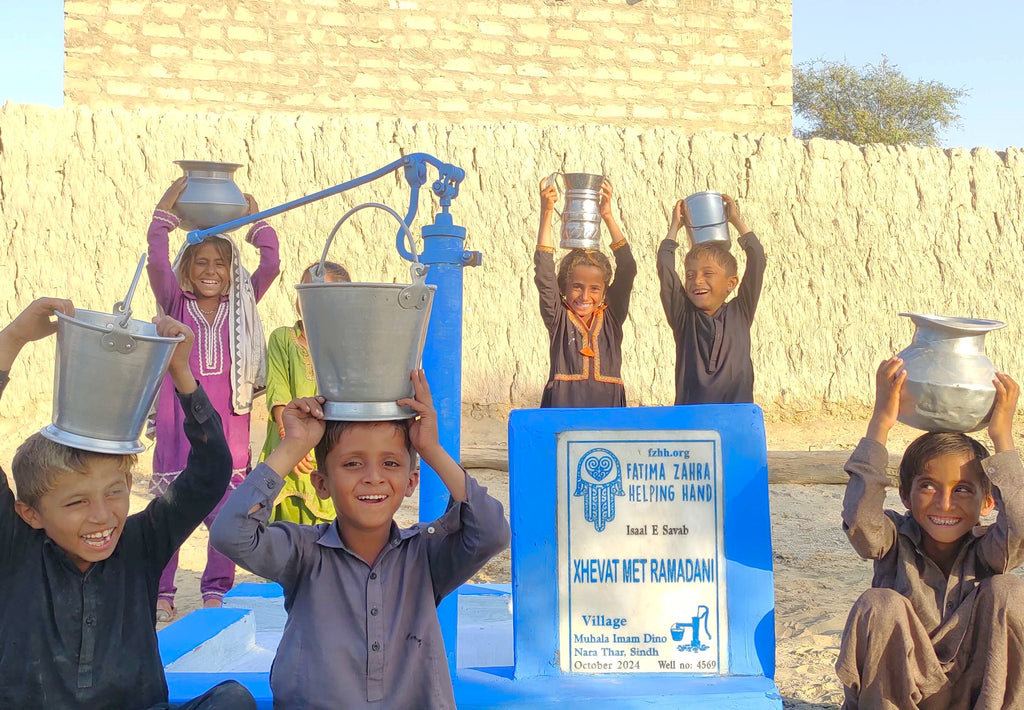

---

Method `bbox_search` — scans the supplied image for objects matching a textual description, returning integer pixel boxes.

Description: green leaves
[793,57,967,146]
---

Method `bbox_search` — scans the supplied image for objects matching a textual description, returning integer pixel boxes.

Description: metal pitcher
[172,160,249,232]
[546,172,605,250]
[684,191,731,246]
[296,203,435,421]
[896,313,1006,433]
[40,257,184,454]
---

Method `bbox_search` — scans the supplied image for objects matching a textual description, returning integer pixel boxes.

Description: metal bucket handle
[56,311,185,356]
[313,202,431,311]
[543,172,610,221]
[104,254,166,354]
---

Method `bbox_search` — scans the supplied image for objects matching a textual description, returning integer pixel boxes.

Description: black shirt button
[370,608,378,616]
[370,572,377,580]
[371,641,380,652]
[85,616,95,626]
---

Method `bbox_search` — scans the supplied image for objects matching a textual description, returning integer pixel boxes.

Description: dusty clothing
[0,384,234,710]
[210,464,511,710]
[656,233,765,404]
[837,438,1024,709]
[534,241,637,408]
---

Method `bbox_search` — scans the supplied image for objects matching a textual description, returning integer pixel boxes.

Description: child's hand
[598,179,614,220]
[280,396,327,453]
[1,297,74,348]
[293,452,316,477]
[989,372,1019,452]
[539,178,558,216]
[667,199,686,240]
[397,369,442,458]
[722,194,751,235]
[244,194,259,217]
[154,316,196,393]
[866,357,905,445]
[157,177,188,212]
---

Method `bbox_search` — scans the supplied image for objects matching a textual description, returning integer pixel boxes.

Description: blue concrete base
[453,670,781,708]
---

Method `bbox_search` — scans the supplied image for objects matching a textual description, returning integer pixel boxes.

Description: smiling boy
[656,194,766,404]
[210,369,511,710]
[837,357,1024,709]
[0,298,254,709]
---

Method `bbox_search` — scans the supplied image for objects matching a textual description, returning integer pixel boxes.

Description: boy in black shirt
[0,297,254,710]
[657,195,766,404]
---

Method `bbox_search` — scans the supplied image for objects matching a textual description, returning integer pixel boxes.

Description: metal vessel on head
[546,172,605,250]
[172,160,249,231]
[296,203,435,421]
[684,191,731,246]
[896,312,1006,433]
[41,256,184,454]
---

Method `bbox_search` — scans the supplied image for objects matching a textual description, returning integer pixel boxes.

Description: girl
[148,176,280,621]
[534,178,636,407]
[261,261,351,525]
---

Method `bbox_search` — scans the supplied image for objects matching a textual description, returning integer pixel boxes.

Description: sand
[139,412,1024,709]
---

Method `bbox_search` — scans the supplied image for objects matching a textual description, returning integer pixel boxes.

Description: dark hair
[898,432,991,501]
[314,420,418,473]
[684,243,737,277]
[12,433,136,507]
[303,261,351,283]
[556,249,613,294]
[177,236,233,293]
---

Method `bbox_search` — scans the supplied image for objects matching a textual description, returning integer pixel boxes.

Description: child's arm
[134,318,235,569]
[656,200,688,332]
[209,394,325,583]
[0,298,75,562]
[398,371,511,599]
[977,374,1024,572]
[724,195,766,322]
[601,180,637,324]
[842,357,903,560]
[241,194,282,302]
[534,178,561,333]
[147,178,188,312]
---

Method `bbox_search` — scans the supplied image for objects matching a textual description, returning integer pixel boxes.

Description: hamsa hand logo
[574,447,624,532]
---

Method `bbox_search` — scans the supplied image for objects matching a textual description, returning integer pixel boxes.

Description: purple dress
[146,208,280,602]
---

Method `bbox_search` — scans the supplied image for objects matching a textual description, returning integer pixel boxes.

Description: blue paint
[506,404,780,707]
[158,608,250,666]
[224,582,283,599]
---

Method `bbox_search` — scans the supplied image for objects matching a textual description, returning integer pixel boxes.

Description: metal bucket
[296,203,435,421]
[684,191,731,246]
[172,160,249,231]
[40,258,183,453]
[546,172,605,250]
[896,313,1005,433]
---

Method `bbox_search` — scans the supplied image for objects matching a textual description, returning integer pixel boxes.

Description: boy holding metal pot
[656,193,766,404]
[836,357,1024,709]
[0,298,254,710]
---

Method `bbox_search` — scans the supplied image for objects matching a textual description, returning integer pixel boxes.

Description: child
[0,298,255,709]
[210,370,511,709]
[837,356,1024,709]
[148,176,281,620]
[656,194,766,404]
[261,261,351,525]
[535,177,636,407]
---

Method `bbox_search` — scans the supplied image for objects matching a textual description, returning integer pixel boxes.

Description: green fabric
[261,322,336,525]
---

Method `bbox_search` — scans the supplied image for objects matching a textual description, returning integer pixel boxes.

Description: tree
[792,57,967,146]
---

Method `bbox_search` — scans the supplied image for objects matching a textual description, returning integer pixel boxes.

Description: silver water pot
[172,160,249,231]
[896,313,1006,433]
[545,172,605,250]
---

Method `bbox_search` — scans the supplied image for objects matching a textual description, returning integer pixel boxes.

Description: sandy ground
[139,412,1024,709]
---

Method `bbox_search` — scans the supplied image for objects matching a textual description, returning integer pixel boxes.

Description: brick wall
[63,0,792,134]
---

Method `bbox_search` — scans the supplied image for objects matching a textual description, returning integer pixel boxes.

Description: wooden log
[462,444,901,487]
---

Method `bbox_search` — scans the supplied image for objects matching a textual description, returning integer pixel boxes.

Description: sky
[0,1,1019,150]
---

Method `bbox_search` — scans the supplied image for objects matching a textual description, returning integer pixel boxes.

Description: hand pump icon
[671,605,711,652]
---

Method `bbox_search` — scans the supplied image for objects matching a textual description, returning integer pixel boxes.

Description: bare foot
[156,598,176,624]
[203,598,223,609]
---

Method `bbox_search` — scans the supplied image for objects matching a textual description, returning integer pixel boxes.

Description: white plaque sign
[557,430,728,674]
